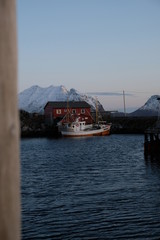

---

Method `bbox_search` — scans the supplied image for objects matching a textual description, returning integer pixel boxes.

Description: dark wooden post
[0,0,21,239]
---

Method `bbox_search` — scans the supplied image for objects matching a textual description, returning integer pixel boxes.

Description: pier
[144,97,160,155]
[144,121,160,155]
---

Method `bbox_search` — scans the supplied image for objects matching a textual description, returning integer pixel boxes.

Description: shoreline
[20,112,158,138]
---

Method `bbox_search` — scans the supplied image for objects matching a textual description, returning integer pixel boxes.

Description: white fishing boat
[57,98,111,137]
[59,118,111,137]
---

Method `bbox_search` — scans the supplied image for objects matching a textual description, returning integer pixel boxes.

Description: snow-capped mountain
[130,95,160,116]
[18,85,104,113]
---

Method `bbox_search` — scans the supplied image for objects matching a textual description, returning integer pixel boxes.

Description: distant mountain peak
[140,95,160,111]
[19,85,104,113]
[130,95,160,116]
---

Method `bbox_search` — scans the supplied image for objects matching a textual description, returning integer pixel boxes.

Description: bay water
[21,135,160,239]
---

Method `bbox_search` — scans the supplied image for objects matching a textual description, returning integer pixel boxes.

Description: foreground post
[0,0,21,239]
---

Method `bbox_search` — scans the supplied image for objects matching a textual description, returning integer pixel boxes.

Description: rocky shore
[20,110,60,138]
[20,110,158,138]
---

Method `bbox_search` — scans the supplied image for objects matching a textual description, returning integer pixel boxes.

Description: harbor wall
[20,110,158,137]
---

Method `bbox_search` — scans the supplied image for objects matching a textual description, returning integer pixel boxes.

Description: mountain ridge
[19,85,160,116]
[18,85,104,113]
[130,95,160,116]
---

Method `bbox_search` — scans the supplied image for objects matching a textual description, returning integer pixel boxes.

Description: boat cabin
[44,101,92,125]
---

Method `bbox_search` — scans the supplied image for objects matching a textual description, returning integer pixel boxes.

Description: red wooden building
[44,101,92,125]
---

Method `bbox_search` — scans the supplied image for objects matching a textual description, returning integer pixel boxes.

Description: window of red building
[56,109,61,114]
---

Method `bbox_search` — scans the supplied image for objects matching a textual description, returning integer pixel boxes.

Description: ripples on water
[21,135,160,239]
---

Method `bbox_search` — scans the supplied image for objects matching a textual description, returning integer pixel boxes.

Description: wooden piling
[0,0,21,239]
[144,128,160,155]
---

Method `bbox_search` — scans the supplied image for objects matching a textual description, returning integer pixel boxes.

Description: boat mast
[96,97,98,123]
[67,96,69,122]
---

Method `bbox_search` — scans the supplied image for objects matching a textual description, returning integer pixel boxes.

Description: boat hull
[61,126,111,137]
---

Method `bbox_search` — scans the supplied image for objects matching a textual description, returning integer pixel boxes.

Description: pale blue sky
[17,0,160,112]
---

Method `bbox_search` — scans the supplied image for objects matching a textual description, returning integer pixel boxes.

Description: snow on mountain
[140,95,160,111]
[18,85,104,113]
[130,95,160,116]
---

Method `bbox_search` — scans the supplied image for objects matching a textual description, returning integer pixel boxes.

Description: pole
[67,96,69,122]
[0,0,21,239]
[123,90,126,117]
[96,97,98,123]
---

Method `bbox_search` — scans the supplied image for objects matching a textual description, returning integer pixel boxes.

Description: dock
[144,121,160,155]
[144,97,160,155]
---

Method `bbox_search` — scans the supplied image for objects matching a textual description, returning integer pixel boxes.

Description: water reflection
[145,153,160,172]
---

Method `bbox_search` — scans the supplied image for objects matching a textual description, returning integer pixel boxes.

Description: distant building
[44,101,92,125]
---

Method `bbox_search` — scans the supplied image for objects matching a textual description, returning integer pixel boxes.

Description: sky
[17,0,160,112]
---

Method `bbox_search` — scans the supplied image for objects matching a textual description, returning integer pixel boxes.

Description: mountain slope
[130,95,160,116]
[18,85,104,113]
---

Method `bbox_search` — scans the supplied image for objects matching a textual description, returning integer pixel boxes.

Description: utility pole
[123,90,126,117]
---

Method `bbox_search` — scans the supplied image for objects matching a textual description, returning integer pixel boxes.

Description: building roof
[44,101,91,109]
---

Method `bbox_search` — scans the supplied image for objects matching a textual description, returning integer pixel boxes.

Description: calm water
[21,135,160,239]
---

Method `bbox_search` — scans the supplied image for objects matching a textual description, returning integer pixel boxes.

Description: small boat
[59,118,111,137]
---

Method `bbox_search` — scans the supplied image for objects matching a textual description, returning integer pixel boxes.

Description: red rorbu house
[44,101,92,125]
